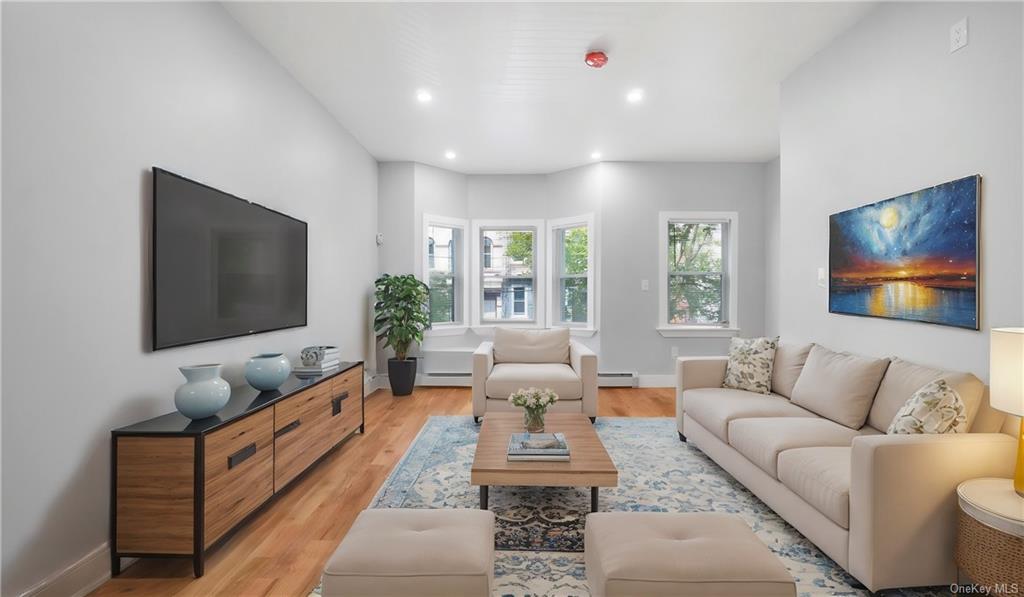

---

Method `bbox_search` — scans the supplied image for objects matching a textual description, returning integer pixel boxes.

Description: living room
[2,2,1022,597]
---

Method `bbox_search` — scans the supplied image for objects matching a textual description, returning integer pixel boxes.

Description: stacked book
[507,432,570,461]
[294,347,341,376]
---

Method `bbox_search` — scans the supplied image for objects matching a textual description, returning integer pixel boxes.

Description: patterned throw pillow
[722,336,779,394]
[887,379,967,435]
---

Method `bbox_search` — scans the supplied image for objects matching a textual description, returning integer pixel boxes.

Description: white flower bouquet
[509,387,558,432]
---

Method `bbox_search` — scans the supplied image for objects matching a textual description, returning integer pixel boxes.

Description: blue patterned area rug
[315,416,950,597]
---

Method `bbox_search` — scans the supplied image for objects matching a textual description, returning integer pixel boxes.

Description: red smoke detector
[585,51,608,68]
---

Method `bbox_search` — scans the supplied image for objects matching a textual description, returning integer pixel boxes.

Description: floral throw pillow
[887,379,967,435]
[722,336,779,394]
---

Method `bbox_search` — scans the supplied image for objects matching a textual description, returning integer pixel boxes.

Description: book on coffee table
[507,432,570,461]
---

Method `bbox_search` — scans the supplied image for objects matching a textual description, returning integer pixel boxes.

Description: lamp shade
[990,328,1024,417]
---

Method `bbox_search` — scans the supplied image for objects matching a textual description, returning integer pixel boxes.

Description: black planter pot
[387,357,417,396]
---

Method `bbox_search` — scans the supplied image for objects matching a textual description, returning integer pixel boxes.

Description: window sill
[656,326,740,338]
[425,325,469,337]
[566,327,598,338]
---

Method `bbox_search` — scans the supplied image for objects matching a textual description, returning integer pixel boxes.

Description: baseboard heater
[598,372,639,388]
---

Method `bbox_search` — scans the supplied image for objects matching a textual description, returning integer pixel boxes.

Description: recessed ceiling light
[626,88,645,103]
[416,89,432,103]
[445,150,456,160]
[591,151,602,160]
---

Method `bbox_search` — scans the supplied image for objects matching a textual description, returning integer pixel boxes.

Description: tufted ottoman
[585,512,796,597]
[322,508,495,597]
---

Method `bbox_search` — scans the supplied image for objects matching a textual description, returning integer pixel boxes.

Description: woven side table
[955,478,1024,596]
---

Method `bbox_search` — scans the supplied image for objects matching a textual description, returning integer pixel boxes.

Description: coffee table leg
[591,487,598,512]
[480,485,489,510]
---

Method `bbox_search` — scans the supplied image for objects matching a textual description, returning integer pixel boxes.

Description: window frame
[421,214,469,335]
[546,213,597,333]
[471,219,546,329]
[657,211,739,338]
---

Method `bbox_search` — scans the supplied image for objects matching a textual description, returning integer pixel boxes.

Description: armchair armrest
[675,357,728,434]
[570,341,597,417]
[849,432,1017,591]
[472,342,494,417]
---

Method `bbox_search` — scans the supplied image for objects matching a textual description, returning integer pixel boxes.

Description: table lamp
[990,327,1024,498]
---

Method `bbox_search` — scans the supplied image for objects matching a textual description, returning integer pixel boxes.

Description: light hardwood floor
[92,386,674,597]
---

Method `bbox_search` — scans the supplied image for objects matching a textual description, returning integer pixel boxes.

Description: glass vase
[523,408,546,433]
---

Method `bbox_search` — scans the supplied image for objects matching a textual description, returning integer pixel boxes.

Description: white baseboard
[19,543,134,597]
[366,373,389,394]
[637,374,675,388]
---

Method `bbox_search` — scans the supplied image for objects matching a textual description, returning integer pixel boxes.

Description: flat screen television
[152,168,307,350]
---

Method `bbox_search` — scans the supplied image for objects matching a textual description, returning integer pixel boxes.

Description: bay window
[548,214,595,329]
[471,220,545,326]
[422,214,468,328]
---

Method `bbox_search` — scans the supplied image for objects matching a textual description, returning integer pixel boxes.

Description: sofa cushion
[683,388,815,443]
[867,357,984,432]
[777,447,852,529]
[486,363,582,399]
[728,417,877,478]
[790,345,890,429]
[722,336,778,394]
[493,327,569,364]
[771,342,813,399]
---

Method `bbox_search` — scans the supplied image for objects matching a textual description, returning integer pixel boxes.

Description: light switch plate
[950,18,968,53]
[817,267,828,288]
[641,279,649,291]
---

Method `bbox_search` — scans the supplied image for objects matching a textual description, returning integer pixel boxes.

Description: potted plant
[374,273,431,396]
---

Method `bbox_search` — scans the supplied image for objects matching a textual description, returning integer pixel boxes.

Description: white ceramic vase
[174,364,231,419]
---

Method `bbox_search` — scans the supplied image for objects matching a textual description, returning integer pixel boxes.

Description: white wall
[763,157,781,337]
[1,3,378,594]
[778,1,1023,379]
[381,161,770,378]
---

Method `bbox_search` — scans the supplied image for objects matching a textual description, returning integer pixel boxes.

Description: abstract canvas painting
[829,175,979,330]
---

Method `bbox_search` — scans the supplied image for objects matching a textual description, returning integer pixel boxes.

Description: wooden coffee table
[470,413,618,512]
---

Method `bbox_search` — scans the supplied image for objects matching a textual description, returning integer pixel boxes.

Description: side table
[956,478,1024,596]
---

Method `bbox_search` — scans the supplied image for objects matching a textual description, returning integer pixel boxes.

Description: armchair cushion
[485,363,582,400]
[493,327,569,364]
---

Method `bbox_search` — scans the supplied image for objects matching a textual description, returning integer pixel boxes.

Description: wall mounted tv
[152,168,307,350]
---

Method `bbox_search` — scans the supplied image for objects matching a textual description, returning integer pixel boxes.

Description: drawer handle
[228,443,257,469]
[275,419,301,438]
[332,391,349,416]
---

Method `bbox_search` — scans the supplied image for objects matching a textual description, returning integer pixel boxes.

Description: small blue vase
[245,353,292,391]
[174,364,231,419]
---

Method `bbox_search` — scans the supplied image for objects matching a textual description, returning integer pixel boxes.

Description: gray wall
[778,1,1023,379]
[380,161,770,377]
[1,3,378,594]
[763,158,781,336]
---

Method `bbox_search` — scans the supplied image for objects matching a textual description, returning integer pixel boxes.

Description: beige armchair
[472,327,597,422]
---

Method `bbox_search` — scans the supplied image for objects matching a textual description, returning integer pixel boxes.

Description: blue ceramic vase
[174,364,231,419]
[245,353,292,391]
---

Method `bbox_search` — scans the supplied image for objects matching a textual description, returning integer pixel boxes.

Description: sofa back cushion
[790,345,890,429]
[493,327,570,364]
[771,342,814,398]
[868,357,984,432]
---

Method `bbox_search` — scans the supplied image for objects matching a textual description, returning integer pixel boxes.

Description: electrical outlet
[641,279,649,291]
[671,346,679,358]
[950,18,968,53]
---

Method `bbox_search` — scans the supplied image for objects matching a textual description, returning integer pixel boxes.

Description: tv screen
[152,168,307,350]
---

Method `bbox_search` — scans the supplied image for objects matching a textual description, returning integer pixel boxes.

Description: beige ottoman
[323,508,495,597]
[585,512,796,597]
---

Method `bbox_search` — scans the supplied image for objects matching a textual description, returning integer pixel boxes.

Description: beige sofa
[473,327,597,422]
[676,343,1019,593]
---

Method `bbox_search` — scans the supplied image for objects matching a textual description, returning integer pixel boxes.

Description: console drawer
[329,365,363,445]
[274,385,333,490]
[203,408,273,547]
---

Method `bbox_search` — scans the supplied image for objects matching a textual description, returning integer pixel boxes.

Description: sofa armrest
[570,341,598,417]
[472,342,494,417]
[675,357,728,434]
[848,432,1017,591]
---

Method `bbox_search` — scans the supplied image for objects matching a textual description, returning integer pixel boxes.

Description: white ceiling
[226,2,874,174]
